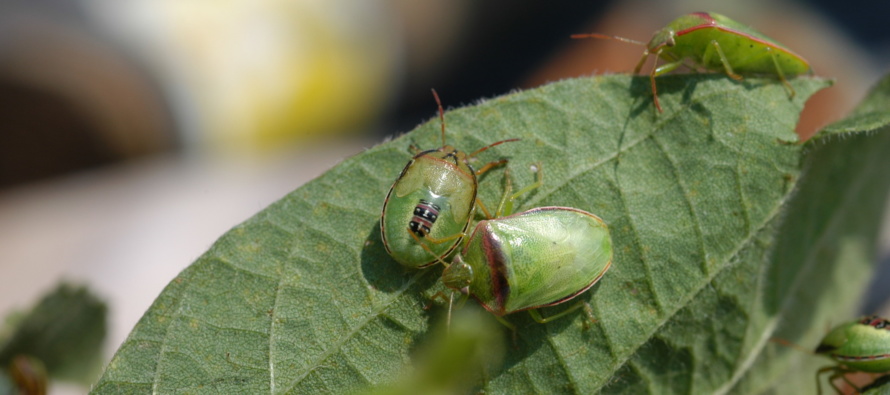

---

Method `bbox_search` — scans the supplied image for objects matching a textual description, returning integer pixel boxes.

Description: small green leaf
[819,74,890,135]
[89,73,890,394]
[0,283,107,384]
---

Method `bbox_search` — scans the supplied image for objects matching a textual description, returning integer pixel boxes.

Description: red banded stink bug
[814,315,890,394]
[438,168,613,331]
[572,11,811,112]
[380,90,518,269]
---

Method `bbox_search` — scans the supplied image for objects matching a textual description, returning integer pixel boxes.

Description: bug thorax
[816,320,861,354]
[418,145,471,171]
[442,256,473,294]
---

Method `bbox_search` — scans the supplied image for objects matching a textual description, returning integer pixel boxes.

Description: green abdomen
[467,207,612,315]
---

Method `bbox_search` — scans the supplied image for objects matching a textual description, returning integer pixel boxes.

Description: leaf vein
[279,270,429,393]
[650,132,709,276]
[597,173,799,392]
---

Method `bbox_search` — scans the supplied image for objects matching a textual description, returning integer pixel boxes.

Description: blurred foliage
[0,283,107,393]
[359,306,505,395]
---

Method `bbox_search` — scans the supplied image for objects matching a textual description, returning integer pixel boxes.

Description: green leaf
[91,73,890,394]
[731,73,890,394]
[0,283,107,385]
[818,74,890,135]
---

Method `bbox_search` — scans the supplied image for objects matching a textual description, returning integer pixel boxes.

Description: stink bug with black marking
[380,90,518,269]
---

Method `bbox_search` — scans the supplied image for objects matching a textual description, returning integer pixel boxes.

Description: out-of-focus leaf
[359,306,505,395]
[0,283,107,384]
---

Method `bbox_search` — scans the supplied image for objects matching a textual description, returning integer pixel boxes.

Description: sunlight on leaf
[89,73,890,394]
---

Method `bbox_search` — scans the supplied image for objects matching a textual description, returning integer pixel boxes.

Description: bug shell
[381,146,477,269]
[649,12,810,76]
[815,315,890,373]
[442,206,612,316]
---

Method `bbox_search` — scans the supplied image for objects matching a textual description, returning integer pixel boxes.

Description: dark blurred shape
[390,1,614,134]
[861,372,890,393]
[0,81,115,188]
[0,283,107,386]
[864,253,890,314]
[805,0,890,66]
[0,4,175,189]
[8,355,47,395]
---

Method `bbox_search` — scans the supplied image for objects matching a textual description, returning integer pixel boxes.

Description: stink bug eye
[572,11,811,112]
[380,90,519,269]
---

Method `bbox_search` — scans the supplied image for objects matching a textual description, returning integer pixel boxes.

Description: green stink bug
[815,315,890,394]
[437,167,612,330]
[381,90,518,269]
[572,11,811,112]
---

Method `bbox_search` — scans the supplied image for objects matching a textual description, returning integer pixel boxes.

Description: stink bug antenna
[769,337,815,355]
[570,33,646,46]
[468,138,521,159]
[431,89,447,148]
[431,89,520,159]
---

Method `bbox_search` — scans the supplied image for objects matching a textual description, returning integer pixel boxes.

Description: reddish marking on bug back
[861,315,890,330]
[672,13,808,64]
[689,12,715,23]
[481,227,509,316]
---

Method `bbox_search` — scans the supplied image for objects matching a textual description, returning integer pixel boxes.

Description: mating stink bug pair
[380,91,613,329]
[573,11,811,112]
[814,315,890,394]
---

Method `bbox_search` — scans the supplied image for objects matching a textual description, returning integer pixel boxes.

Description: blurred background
[0,0,888,392]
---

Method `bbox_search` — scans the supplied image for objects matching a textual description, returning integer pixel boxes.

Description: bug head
[442,257,473,294]
[648,27,676,50]
[815,320,857,355]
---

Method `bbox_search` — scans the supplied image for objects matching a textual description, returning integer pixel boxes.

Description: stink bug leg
[816,365,861,395]
[495,162,544,218]
[572,12,811,113]
[767,48,796,98]
[527,301,595,326]
[380,89,519,269]
[407,231,459,267]
[701,40,742,80]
